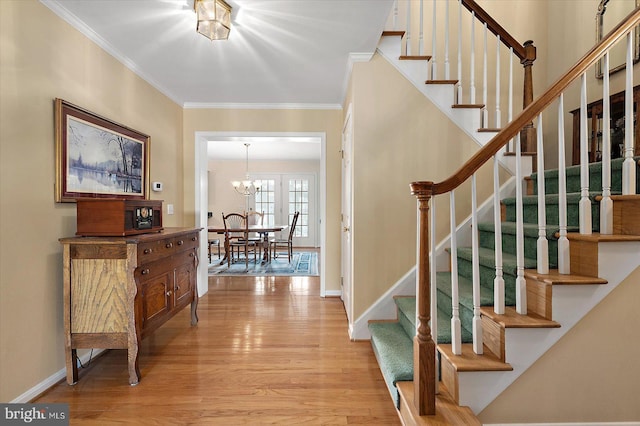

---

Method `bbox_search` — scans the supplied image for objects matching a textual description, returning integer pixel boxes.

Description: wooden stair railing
[408,6,640,418]
[460,0,537,151]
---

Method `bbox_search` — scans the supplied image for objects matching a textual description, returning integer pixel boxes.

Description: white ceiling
[42,0,393,160]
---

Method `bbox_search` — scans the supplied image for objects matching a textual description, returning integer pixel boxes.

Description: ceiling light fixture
[232,143,261,196]
[194,0,231,41]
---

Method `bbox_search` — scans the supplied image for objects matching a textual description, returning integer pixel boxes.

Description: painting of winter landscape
[55,99,149,202]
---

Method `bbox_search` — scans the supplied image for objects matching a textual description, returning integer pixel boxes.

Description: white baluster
[450,191,462,355]
[557,94,570,274]
[469,11,476,104]
[600,52,613,235]
[393,0,398,30]
[430,0,436,78]
[482,23,488,127]
[623,30,636,195]
[495,36,501,128]
[444,0,450,79]
[457,0,463,103]
[515,134,527,314]
[536,114,549,274]
[579,73,593,235]
[493,155,505,314]
[419,0,424,56]
[405,0,412,56]
[430,195,439,394]
[471,174,483,354]
[508,47,513,151]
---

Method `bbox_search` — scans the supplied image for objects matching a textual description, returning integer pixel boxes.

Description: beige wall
[347,53,503,319]
[0,0,184,402]
[182,109,343,292]
[479,266,640,422]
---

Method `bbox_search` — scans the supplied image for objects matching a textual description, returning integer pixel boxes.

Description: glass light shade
[195,0,231,41]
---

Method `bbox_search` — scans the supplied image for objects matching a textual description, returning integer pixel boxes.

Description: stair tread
[368,322,414,383]
[438,344,512,372]
[567,232,640,242]
[396,381,481,426]
[501,191,615,205]
[399,55,432,60]
[524,269,608,285]
[480,306,560,328]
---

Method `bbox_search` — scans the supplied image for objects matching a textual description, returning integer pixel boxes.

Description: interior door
[341,108,354,324]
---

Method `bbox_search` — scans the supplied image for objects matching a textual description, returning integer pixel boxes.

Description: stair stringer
[376,35,522,176]
[454,241,640,414]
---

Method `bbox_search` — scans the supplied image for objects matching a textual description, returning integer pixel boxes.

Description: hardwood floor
[34,275,400,425]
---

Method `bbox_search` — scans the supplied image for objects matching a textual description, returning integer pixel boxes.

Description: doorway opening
[194,132,327,297]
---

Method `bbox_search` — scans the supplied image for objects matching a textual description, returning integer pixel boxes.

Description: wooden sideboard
[571,85,639,165]
[59,227,201,385]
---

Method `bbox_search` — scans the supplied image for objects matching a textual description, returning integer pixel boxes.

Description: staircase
[365,2,640,423]
[369,158,640,421]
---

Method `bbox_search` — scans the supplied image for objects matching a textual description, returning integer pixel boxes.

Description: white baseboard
[10,349,106,403]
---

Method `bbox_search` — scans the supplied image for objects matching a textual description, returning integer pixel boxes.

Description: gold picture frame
[54,99,150,202]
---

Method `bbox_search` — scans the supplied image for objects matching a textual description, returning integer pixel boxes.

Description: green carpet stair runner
[368,157,640,408]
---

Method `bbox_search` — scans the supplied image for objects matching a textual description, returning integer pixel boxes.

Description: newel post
[520,40,537,154]
[410,181,436,416]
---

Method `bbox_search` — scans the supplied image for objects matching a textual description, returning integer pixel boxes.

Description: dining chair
[245,210,264,244]
[269,211,299,263]
[222,212,257,270]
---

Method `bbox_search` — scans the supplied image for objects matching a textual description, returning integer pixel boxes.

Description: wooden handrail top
[461,0,528,60]
[414,7,640,197]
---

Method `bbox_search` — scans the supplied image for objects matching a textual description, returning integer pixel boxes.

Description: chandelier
[194,0,232,41]
[232,143,262,196]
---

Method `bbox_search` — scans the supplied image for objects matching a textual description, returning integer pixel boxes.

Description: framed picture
[54,98,150,202]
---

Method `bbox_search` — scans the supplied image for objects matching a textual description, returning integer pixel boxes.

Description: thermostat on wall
[152,182,163,192]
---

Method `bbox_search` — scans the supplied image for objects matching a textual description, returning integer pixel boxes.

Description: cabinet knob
[191,237,197,241]
[175,285,180,291]
[189,252,195,257]
[177,240,184,246]
[166,290,173,297]
[141,269,150,275]
[144,248,152,254]
[165,242,173,249]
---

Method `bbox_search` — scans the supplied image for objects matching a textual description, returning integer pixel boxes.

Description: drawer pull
[177,240,184,246]
[143,248,152,254]
[166,290,173,297]
[141,269,150,275]
[165,242,173,249]
[191,237,197,241]
[175,285,180,291]
[189,252,195,257]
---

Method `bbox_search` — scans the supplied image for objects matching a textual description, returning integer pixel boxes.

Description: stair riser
[504,201,601,232]
[531,158,639,196]
[479,229,558,267]
[398,308,415,338]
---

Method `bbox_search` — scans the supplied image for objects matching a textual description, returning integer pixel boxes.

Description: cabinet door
[139,270,171,332]
[174,261,194,309]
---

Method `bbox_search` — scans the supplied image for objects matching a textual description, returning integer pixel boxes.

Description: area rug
[208,252,319,276]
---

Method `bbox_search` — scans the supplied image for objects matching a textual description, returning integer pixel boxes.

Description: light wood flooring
[34,275,401,425]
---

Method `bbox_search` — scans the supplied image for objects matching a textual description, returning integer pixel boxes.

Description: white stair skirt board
[350,267,416,340]
[456,241,640,414]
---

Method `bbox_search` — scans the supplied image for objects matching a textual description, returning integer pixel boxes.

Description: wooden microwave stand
[60,227,201,385]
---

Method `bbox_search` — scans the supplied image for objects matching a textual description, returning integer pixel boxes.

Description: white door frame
[341,105,354,331]
[194,132,327,297]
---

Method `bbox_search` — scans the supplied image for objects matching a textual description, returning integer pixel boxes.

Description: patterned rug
[208,252,319,276]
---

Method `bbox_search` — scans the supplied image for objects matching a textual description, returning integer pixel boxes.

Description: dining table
[208,224,286,264]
